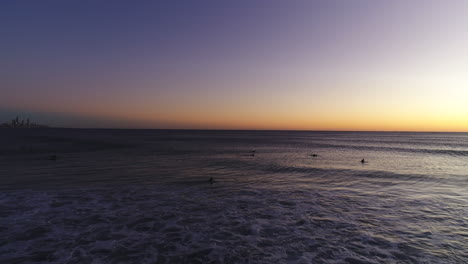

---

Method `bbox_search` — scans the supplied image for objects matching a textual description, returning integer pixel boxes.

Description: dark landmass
[0,116,49,128]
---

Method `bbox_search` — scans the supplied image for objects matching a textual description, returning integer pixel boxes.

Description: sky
[1,0,468,131]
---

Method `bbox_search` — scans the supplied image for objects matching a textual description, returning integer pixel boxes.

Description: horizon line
[5,127,467,133]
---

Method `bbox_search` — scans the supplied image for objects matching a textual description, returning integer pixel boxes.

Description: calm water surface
[0,129,467,263]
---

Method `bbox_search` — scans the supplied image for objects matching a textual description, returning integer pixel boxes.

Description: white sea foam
[1,179,466,263]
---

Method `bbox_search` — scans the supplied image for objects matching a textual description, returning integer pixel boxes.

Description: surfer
[361,158,366,164]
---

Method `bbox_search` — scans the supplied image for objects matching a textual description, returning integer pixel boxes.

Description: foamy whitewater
[0,129,467,263]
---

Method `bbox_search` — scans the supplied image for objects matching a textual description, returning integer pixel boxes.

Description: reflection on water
[0,129,467,263]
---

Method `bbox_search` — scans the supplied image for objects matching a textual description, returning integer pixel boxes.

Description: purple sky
[1,1,468,131]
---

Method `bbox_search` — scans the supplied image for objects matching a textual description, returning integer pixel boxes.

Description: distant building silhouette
[0,116,48,128]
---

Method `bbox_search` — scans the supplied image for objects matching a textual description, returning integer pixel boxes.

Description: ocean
[0,129,467,263]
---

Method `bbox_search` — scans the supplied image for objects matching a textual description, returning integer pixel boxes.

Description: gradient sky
[1,0,468,131]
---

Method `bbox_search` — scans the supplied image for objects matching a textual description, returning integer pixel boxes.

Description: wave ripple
[1,183,466,263]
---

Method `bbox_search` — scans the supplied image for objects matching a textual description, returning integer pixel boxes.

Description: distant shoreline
[0,127,466,133]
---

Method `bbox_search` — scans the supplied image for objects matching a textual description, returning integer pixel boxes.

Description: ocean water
[0,129,467,263]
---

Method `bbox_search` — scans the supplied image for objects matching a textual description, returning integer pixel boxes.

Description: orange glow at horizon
[5,72,468,132]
